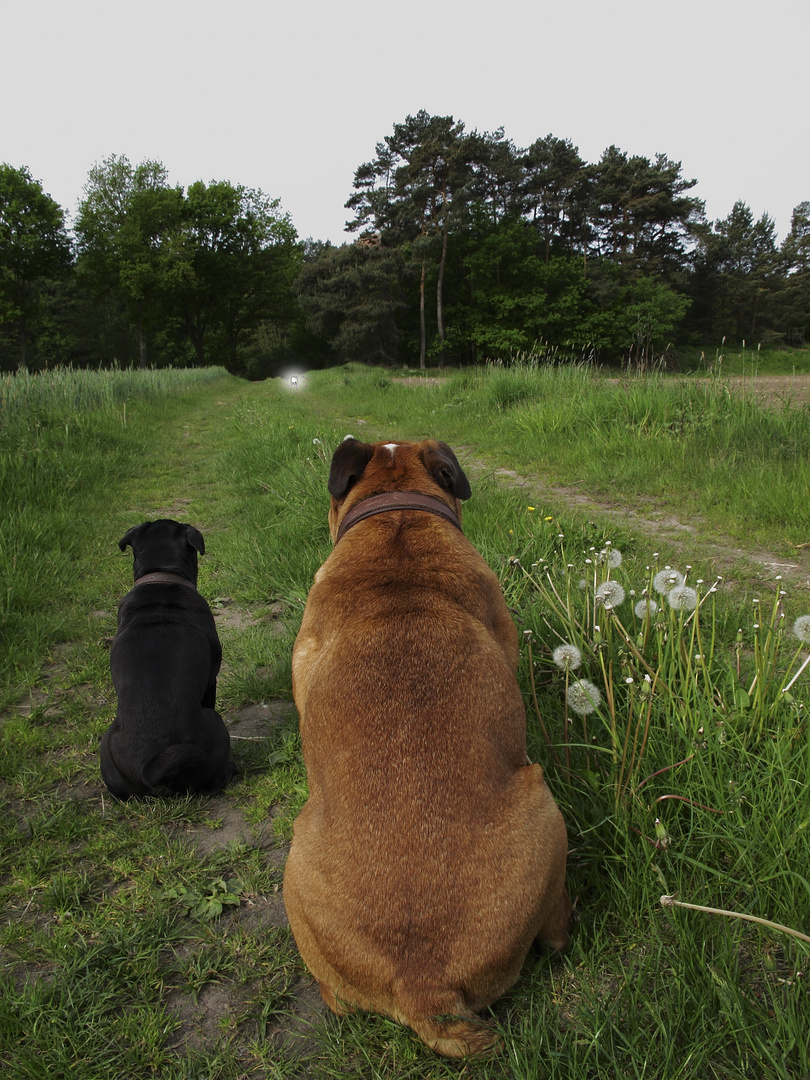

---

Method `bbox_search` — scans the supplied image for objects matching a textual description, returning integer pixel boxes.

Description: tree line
[2,113,809,374]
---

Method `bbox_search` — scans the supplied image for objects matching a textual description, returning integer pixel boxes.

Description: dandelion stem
[659,895,810,945]
[654,794,725,814]
[783,650,810,694]
[637,754,695,792]
[526,637,556,762]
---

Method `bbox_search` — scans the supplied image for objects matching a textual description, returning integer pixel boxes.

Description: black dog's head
[118,519,205,584]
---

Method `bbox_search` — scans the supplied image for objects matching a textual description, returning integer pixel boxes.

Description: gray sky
[3,0,807,244]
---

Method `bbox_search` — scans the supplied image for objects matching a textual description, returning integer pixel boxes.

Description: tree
[76,162,299,370]
[0,164,71,369]
[346,111,472,367]
[706,201,779,341]
[774,202,810,343]
[296,241,406,364]
[75,155,183,367]
[171,180,298,368]
[520,135,588,263]
[587,147,704,281]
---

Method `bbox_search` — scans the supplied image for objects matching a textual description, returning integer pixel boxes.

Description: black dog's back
[101,519,235,800]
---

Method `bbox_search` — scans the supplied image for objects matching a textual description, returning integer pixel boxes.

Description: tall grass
[312,361,810,552]
[0,366,232,700]
[0,364,226,432]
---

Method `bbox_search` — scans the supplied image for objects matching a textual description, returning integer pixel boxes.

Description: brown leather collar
[335,491,462,544]
[133,572,197,590]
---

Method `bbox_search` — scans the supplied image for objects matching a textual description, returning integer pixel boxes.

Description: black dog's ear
[421,441,472,500]
[118,523,148,552]
[184,525,205,556]
[328,438,374,499]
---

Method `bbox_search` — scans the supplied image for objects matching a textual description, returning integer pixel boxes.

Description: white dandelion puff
[793,615,810,643]
[668,585,698,612]
[598,547,623,568]
[595,581,626,609]
[653,568,685,595]
[635,598,659,619]
[553,644,582,671]
[566,679,602,716]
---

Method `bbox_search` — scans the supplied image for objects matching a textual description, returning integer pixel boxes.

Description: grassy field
[1,362,809,1079]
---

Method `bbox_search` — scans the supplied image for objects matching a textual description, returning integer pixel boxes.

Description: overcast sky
[3,0,807,245]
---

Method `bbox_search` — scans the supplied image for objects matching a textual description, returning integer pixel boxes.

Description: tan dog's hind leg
[405,999,502,1058]
[317,981,357,1016]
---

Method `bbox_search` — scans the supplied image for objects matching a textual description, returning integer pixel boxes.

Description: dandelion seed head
[635,598,659,619]
[668,585,698,612]
[595,581,626,609]
[566,679,602,716]
[578,578,588,590]
[553,644,582,671]
[598,547,623,568]
[653,568,685,594]
[792,615,810,643]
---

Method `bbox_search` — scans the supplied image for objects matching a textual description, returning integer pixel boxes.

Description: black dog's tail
[141,744,211,796]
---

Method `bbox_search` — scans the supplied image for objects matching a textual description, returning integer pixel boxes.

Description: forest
[2,111,809,376]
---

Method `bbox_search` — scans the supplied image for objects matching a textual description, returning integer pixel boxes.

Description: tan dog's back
[283,439,571,1056]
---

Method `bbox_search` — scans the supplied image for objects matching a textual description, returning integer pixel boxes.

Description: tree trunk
[419,255,427,370]
[18,315,28,371]
[137,304,148,369]
[436,227,448,368]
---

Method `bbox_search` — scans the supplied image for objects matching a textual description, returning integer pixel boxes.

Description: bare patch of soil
[708,373,810,408]
[227,699,296,739]
[398,375,444,386]
[212,598,289,636]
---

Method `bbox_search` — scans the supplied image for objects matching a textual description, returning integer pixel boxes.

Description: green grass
[679,343,810,376]
[310,360,810,553]
[1,363,809,1078]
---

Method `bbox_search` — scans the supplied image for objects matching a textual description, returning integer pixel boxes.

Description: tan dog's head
[327,438,471,543]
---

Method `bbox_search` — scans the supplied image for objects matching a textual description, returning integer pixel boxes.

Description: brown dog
[283,438,571,1057]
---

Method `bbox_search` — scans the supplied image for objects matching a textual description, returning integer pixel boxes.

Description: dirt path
[485,462,810,591]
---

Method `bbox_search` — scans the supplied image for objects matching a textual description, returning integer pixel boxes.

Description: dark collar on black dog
[133,572,197,590]
[335,491,462,545]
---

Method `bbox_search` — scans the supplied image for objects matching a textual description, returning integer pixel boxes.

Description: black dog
[100,519,235,799]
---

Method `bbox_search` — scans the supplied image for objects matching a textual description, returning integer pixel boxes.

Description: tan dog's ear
[328,438,374,498]
[421,441,472,500]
